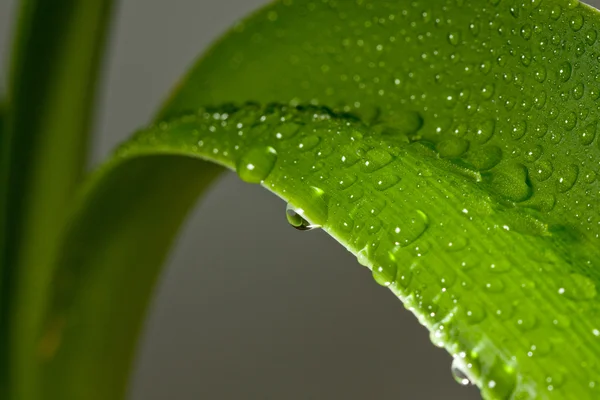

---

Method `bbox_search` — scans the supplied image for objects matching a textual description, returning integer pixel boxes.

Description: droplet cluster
[151,0,600,397]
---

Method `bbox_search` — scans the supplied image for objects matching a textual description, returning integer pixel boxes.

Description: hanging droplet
[286,203,318,231]
[451,359,473,386]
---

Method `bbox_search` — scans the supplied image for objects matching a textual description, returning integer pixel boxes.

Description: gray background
[9,1,599,399]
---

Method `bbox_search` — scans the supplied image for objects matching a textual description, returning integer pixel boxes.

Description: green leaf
[0,1,114,398]
[39,1,600,399]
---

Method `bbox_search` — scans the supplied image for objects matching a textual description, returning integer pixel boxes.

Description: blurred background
[8,1,597,399]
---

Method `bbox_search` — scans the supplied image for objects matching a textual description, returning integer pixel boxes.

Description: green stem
[0,1,115,398]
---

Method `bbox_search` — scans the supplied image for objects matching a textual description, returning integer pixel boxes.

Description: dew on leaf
[556,164,579,193]
[286,203,318,231]
[580,121,597,145]
[511,120,528,140]
[485,163,533,202]
[473,119,496,143]
[534,65,547,83]
[296,134,321,151]
[562,111,577,131]
[451,358,473,386]
[559,273,597,300]
[372,172,400,191]
[532,160,554,181]
[463,302,487,324]
[570,14,584,31]
[389,209,429,247]
[515,313,537,331]
[464,145,503,171]
[372,264,395,287]
[481,83,495,99]
[361,148,394,172]
[558,62,573,82]
[436,137,470,158]
[236,146,278,183]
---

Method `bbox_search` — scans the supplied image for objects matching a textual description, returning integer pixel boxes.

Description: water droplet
[520,24,532,40]
[534,90,547,109]
[558,62,572,82]
[372,264,395,287]
[559,273,597,300]
[550,5,562,20]
[436,138,470,158]
[485,163,532,202]
[451,359,473,386]
[489,261,511,273]
[587,29,598,45]
[573,82,585,100]
[516,313,537,331]
[334,172,357,190]
[584,169,597,184]
[465,145,503,171]
[534,66,547,83]
[274,122,301,140]
[495,302,514,320]
[286,204,316,230]
[570,14,584,31]
[532,160,554,181]
[556,164,579,193]
[448,31,461,46]
[296,134,321,151]
[472,119,496,143]
[462,302,487,324]
[335,144,361,167]
[511,120,527,140]
[236,146,278,183]
[562,111,577,131]
[481,83,495,99]
[444,235,469,252]
[580,121,597,145]
[534,123,548,138]
[372,172,400,191]
[546,371,566,391]
[389,210,429,247]
[484,280,505,293]
[361,148,394,172]
[524,145,543,162]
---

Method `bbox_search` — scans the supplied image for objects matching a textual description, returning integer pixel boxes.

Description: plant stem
[0,1,115,398]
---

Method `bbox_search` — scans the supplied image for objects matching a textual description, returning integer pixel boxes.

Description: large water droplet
[511,120,527,140]
[236,146,278,183]
[558,62,572,82]
[580,121,597,145]
[462,302,487,324]
[464,145,502,171]
[286,203,318,231]
[373,110,423,139]
[570,14,584,31]
[361,148,394,172]
[389,209,429,247]
[451,359,473,386]
[558,273,597,300]
[485,163,532,202]
[556,164,579,193]
[436,138,470,158]
[472,119,496,143]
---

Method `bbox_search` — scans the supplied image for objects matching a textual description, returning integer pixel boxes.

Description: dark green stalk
[0,1,115,398]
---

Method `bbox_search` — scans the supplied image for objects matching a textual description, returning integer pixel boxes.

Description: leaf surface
[42,1,600,399]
